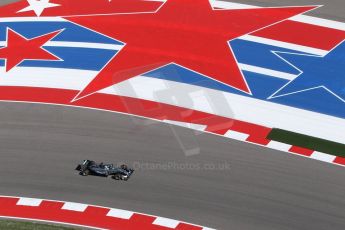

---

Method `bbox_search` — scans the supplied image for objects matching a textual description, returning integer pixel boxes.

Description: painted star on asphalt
[269,41,345,103]
[18,0,60,17]
[65,0,318,101]
[0,28,62,72]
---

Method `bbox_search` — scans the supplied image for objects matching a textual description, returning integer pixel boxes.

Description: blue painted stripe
[145,64,345,119]
[0,21,122,45]
[0,47,117,71]
[0,21,343,120]
[230,39,301,75]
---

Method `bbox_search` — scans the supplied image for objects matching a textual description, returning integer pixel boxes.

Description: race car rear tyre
[80,170,89,176]
[112,174,121,180]
[120,164,128,170]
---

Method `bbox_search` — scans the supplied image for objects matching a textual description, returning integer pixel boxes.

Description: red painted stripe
[0,0,163,17]
[252,20,345,51]
[289,146,314,156]
[1,1,345,51]
[334,156,345,166]
[0,86,271,145]
[0,86,341,166]
[0,197,203,229]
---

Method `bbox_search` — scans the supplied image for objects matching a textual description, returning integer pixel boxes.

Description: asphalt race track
[0,1,345,230]
[229,0,345,21]
[1,103,345,230]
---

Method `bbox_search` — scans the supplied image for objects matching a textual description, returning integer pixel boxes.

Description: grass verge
[267,129,345,158]
[0,219,77,230]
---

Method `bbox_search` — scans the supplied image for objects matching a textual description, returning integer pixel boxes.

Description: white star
[17,0,60,17]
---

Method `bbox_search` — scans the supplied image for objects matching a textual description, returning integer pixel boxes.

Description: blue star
[269,41,345,103]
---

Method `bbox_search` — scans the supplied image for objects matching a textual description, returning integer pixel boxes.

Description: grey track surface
[1,103,345,230]
[0,1,345,230]
[0,0,15,5]
[229,0,345,21]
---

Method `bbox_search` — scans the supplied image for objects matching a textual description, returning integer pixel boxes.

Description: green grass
[0,219,77,230]
[267,128,345,158]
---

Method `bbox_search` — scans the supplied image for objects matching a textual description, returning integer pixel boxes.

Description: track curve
[0,102,345,230]
[0,0,345,230]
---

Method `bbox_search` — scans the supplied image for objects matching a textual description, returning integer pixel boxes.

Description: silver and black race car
[75,160,134,181]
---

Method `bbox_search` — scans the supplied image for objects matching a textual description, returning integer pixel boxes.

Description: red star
[0,28,62,72]
[66,0,318,100]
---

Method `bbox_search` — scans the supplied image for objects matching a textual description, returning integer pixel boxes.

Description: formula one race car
[75,160,134,181]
